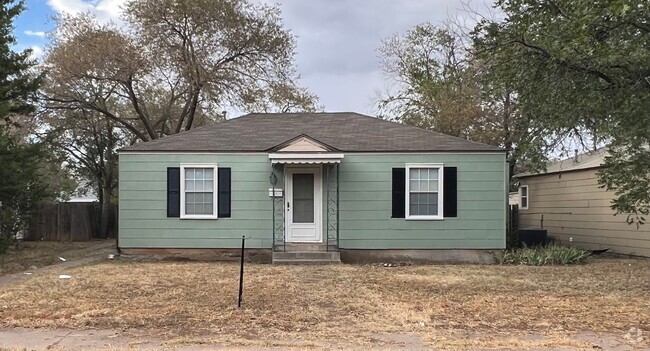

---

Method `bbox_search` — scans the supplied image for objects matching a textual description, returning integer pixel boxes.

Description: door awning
[268,153,344,164]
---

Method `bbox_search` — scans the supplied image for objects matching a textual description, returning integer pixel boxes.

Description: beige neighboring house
[516,148,650,257]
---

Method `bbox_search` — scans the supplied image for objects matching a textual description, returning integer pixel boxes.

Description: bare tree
[42,0,320,143]
[377,22,530,178]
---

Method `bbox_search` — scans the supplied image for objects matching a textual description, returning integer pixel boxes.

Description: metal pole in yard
[238,235,245,308]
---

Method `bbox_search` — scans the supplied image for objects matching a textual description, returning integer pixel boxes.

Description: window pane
[521,197,528,208]
[195,178,204,191]
[185,192,213,215]
[185,168,195,181]
[293,173,314,223]
[185,180,194,191]
[204,179,213,191]
[409,168,440,192]
[521,187,528,196]
[409,168,419,180]
[204,168,214,180]
[409,192,439,216]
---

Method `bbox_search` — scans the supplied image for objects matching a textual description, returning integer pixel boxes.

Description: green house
[118,113,507,263]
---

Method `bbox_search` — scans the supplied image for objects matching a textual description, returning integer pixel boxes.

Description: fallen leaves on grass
[0,257,648,349]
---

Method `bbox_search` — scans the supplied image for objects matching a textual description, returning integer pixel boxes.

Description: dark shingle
[120,112,504,153]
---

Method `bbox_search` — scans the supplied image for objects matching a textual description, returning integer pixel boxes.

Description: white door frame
[285,165,322,243]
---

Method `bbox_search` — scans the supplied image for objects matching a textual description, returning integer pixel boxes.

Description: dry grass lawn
[0,257,648,349]
[0,241,114,276]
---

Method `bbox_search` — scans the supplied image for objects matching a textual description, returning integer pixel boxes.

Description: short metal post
[238,235,245,308]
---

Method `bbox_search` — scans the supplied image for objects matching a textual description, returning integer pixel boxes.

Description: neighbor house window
[406,164,443,219]
[180,164,218,219]
[520,185,529,209]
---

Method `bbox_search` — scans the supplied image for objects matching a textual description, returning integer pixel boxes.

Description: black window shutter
[218,167,231,218]
[392,168,406,218]
[167,167,180,217]
[443,167,458,217]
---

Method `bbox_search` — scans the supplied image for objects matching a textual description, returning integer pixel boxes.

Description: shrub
[494,243,591,265]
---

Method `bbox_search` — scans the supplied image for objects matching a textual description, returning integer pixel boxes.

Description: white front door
[285,166,322,242]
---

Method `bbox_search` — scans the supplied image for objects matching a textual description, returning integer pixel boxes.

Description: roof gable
[120,112,505,153]
[270,134,337,153]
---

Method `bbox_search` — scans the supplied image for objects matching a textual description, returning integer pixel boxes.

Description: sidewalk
[0,328,301,350]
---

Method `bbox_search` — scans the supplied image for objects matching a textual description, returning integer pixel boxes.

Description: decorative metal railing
[271,163,339,252]
[271,164,286,252]
[324,163,340,251]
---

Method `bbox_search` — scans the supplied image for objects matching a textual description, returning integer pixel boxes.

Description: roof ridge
[348,112,504,150]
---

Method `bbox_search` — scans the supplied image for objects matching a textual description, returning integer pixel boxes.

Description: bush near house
[495,243,591,265]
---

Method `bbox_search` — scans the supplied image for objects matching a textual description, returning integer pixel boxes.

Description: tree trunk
[98,165,113,239]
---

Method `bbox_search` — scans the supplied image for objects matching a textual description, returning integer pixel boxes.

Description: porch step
[272,251,341,265]
[284,243,328,252]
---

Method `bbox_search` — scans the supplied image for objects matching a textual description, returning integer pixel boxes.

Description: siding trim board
[516,165,604,179]
[121,151,507,156]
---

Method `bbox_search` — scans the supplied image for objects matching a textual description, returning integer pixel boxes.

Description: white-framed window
[519,185,529,210]
[406,164,444,220]
[180,164,218,219]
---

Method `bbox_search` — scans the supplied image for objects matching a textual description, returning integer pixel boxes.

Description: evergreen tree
[0,0,52,252]
[0,0,40,119]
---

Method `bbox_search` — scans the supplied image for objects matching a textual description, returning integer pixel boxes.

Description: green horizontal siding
[337,154,506,249]
[119,152,506,250]
[119,154,273,249]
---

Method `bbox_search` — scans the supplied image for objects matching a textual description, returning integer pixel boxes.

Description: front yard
[0,257,648,349]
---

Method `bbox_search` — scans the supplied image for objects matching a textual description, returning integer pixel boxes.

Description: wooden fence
[25,203,117,241]
[506,204,519,249]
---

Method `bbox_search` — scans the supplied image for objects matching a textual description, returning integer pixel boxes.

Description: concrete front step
[283,243,329,252]
[272,251,341,265]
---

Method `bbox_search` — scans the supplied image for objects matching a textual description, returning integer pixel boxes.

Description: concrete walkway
[0,327,642,351]
[0,241,115,286]
[0,328,312,350]
[0,328,167,350]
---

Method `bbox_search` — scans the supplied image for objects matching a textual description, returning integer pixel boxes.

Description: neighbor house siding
[119,152,507,250]
[518,169,650,257]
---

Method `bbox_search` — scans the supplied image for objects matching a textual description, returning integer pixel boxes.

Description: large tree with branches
[43,0,320,143]
[377,23,534,178]
[474,0,650,223]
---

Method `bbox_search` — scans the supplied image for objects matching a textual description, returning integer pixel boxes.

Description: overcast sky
[14,0,490,115]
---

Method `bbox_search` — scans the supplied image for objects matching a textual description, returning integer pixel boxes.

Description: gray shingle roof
[120,112,504,153]
[516,147,607,178]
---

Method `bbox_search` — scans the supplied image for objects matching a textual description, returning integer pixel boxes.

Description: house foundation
[120,248,496,264]
[120,248,272,263]
[339,249,496,264]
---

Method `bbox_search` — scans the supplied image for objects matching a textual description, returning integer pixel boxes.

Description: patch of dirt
[0,240,115,276]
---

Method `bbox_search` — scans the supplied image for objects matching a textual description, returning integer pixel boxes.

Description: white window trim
[519,185,529,210]
[180,163,219,219]
[405,163,444,220]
